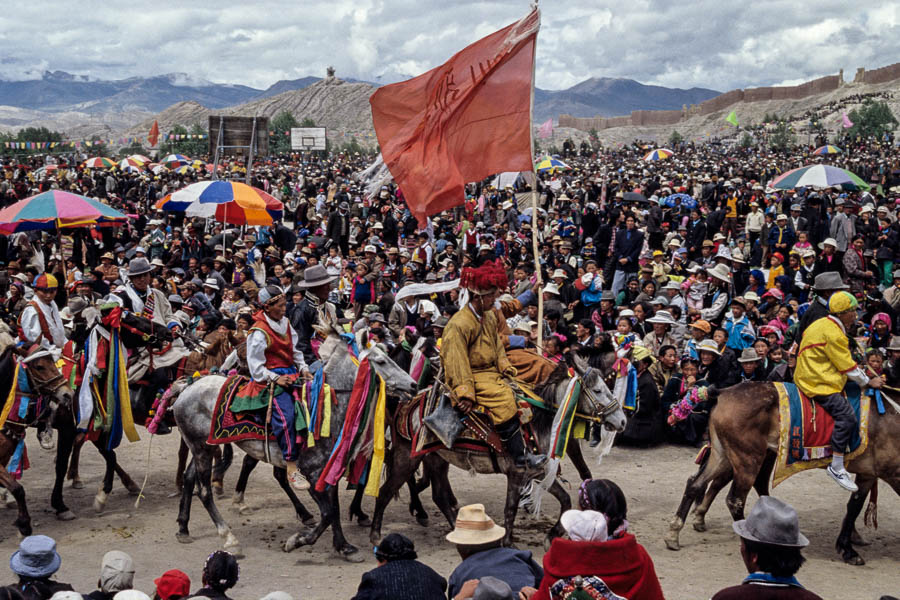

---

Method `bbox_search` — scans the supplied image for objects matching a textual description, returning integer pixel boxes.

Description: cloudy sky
[0,1,897,92]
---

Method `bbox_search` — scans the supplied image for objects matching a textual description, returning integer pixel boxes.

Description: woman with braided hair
[190,551,238,600]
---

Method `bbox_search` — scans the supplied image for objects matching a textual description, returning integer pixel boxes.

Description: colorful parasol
[643,148,674,161]
[812,145,842,155]
[160,154,191,168]
[664,193,697,209]
[118,157,145,170]
[0,190,128,233]
[770,164,869,191]
[154,180,278,226]
[128,154,151,163]
[534,156,570,173]
[173,165,194,175]
[82,157,116,169]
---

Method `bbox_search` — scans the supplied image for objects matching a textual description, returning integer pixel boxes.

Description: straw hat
[445,504,505,545]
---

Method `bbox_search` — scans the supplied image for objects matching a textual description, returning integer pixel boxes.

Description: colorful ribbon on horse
[364,375,387,498]
[103,327,140,450]
[0,360,21,431]
[547,377,581,460]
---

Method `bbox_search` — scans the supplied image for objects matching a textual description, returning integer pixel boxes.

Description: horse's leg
[723,446,767,522]
[92,441,117,514]
[752,451,776,497]
[501,470,526,547]
[211,444,232,497]
[0,471,31,537]
[66,432,86,489]
[666,442,730,550]
[176,459,197,542]
[113,462,141,496]
[283,487,362,563]
[175,438,189,489]
[348,485,370,527]
[406,475,429,527]
[836,475,877,565]
[567,440,593,482]
[370,447,421,545]
[195,452,242,556]
[545,479,572,549]
[52,423,76,520]
[692,470,733,532]
[426,456,458,527]
[272,466,317,527]
[232,454,258,515]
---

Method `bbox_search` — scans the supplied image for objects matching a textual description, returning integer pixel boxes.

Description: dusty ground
[1,430,898,600]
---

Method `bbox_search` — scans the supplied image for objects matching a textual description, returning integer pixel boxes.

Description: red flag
[148,120,160,147]
[370,9,540,227]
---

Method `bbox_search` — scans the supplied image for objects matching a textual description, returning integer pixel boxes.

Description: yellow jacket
[795,315,857,397]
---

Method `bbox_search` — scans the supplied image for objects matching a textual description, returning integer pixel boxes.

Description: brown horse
[0,342,75,536]
[665,382,900,565]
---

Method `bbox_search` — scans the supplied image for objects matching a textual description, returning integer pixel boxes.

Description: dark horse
[50,308,173,519]
[665,382,900,565]
[0,339,75,535]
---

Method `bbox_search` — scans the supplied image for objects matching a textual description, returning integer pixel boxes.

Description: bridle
[580,367,621,421]
[20,345,67,395]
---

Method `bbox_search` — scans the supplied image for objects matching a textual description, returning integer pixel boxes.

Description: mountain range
[0,70,720,122]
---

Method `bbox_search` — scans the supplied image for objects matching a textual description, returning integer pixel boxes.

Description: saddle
[772,381,870,487]
[208,374,273,445]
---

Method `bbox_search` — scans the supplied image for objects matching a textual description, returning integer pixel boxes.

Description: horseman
[440,259,547,470]
[234,285,311,491]
[109,257,187,428]
[795,291,883,492]
[17,272,67,450]
[290,265,338,367]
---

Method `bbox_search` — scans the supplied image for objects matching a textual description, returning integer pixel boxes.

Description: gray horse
[369,354,627,547]
[173,328,417,560]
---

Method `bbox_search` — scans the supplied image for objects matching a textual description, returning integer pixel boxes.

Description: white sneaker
[827,465,858,492]
[38,429,55,450]
[289,470,310,491]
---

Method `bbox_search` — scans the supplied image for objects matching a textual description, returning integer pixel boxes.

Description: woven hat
[696,339,721,356]
[445,504,505,545]
[733,496,808,547]
[543,283,560,296]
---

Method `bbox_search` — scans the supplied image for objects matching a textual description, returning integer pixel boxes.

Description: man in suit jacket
[686,209,707,259]
[325,201,350,256]
[611,213,644,296]
[790,203,808,234]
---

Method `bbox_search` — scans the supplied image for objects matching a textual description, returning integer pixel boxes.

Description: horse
[664,381,900,565]
[0,339,75,536]
[173,327,418,560]
[368,354,627,548]
[52,307,174,519]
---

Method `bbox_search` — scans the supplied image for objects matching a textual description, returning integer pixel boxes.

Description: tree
[847,100,898,139]
[668,130,684,146]
[271,111,300,154]
[165,124,207,158]
[769,120,795,151]
[119,140,148,158]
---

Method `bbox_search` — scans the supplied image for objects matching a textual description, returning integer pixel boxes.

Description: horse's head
[358,332,417,399]
[572,352,626,433]
[14,344,74,411]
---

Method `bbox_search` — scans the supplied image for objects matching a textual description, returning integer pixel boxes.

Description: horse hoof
[93,491,109,514]
[664,536,681,551]
[175,533,193,544]
[356,515,372,528]
[692,520,707,533]
[56,510,76,522]
[843,553,865,566]
[212,482,224,497]
[337,546,364,563]
[283,533,303,552]
[70,478,84,490]
[237,504,254,516]
[415,515,429,527]
[126,483,141,497]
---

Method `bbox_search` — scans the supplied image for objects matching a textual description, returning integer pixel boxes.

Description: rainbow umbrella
[118,157,145,170]
[128,154,151,163]
[534,156,570,172]
[770,164,869,191]
[120,165,142,174]
[812,145,842,155]
[82,157,116,169]
[160,154,191,168]
[0,190,127,233]
[643,148,674,161]
[173,165,195,175]
[151,165,169,175]
[154,180,275,226]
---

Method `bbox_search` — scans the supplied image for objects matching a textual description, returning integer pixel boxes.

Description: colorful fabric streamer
[547,377,581,459]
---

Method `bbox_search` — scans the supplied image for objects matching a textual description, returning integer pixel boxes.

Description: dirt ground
[1,430,898,600]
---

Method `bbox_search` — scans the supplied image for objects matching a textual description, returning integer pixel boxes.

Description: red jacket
[533,534,665,600]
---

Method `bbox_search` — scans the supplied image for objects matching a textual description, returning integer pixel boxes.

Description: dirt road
[1,431,897,599]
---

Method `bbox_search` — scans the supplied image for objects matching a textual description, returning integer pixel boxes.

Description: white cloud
[0,0,895,93]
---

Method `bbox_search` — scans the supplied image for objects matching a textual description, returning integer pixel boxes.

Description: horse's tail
[706,385,720,408]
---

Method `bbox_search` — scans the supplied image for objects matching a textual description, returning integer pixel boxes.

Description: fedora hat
[696,339,721,356]
[733,496,808,547]
[446,504,505,545]
[811,272,849,292]
[10,535,61,578]
[472,576,514,600]
[126,258,153,277]
[737,347,761,363]
[707,263,732,284]
[203,278,220,291]
[101,252,115,261]
[886,336,900,352]
[297,264,338,289]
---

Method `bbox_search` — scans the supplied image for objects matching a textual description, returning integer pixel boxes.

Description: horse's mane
[536,362,571,406]
[0,320,14,357]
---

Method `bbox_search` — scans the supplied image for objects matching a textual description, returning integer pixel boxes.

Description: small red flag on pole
[148,120,160,147]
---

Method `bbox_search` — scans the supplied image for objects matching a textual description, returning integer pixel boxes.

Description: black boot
[588,423,602,447]
[498,419,547,470]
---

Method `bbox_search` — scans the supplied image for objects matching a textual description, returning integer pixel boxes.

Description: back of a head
[100,551,135,593]
[203,551,239,592]
[375,533,417,562]
[472,576,514,600]
[579,479,628,535]
[112,592,149,600]
[259,592,294,600]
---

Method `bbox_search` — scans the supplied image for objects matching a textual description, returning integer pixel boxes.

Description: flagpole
[528,2,543,351]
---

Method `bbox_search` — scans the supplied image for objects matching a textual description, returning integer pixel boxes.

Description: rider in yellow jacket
[795,291,883,492]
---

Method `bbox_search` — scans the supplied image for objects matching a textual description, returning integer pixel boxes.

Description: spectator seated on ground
[351,533,446,600]
[152,571,191,600]
[8,536,74,600]
[190,552,238,600]
[85,551,134,600]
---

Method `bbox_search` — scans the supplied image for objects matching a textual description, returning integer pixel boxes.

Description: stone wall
[560,64,895,133]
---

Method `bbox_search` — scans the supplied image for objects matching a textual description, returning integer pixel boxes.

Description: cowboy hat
[446,504,505,545]
[707,263,733,284]
[811,272,849,292]
[203,278,220,291]
[737,347,761,363]
[296,265,338,289]
[733,496,809,547]
[646,311,675,325]
[126,258,153,276]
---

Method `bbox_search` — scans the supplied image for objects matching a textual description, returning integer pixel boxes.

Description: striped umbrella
[82,157,116,169]
[643,148,675,161]
[118,157,145,170]
[534,156,570,173]
[151,165,170,175]
[173,165,195,175]
[160,154,191,168]
[128,154,151,163]
[0,190,127,233]
[154,180,277,226]
[812,145,842,155]
[770,164,869,191]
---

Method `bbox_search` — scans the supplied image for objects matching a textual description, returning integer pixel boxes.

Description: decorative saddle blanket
[772,381,869,487]
[208,375,272,445]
